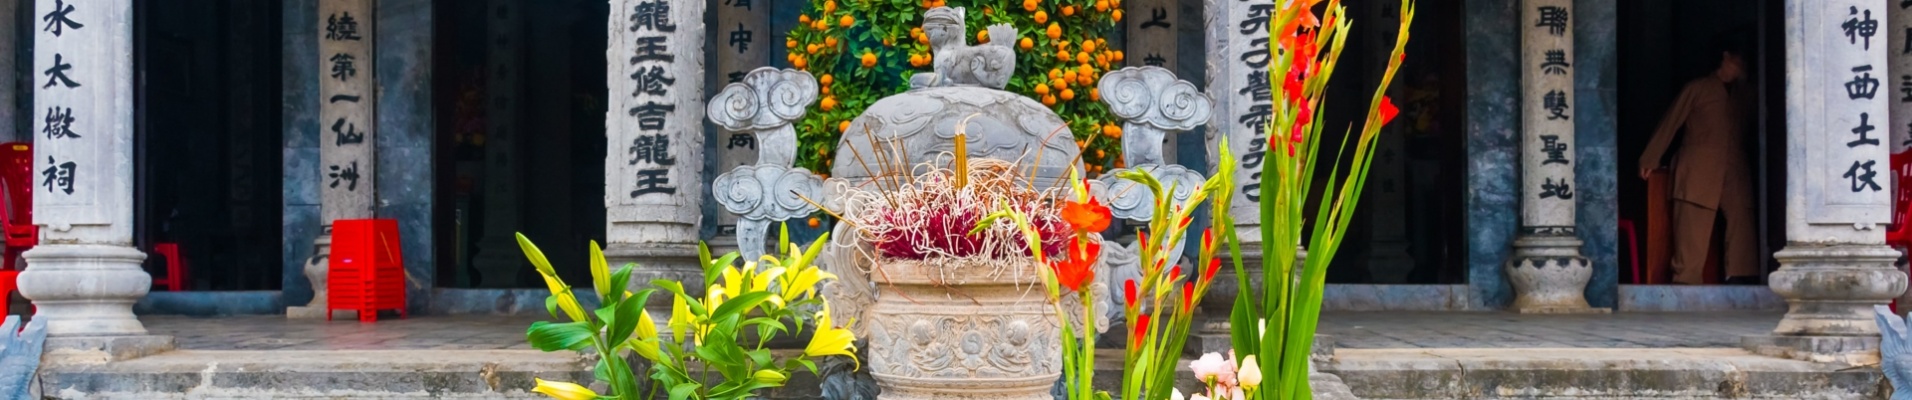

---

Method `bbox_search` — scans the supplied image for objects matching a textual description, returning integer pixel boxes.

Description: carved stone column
[290,0,378,319]
[1742,0,1906,366]
[1888,0,1912,309]
[0,0,16,143]
[19,0,175,361]
[1093,66,1220,353]
[1505,0,1605,314]
[709,0,772,251]
[470,0,526,288]
[710,68,822,263]
[606,0,705,300]
[1205,0,1272,284]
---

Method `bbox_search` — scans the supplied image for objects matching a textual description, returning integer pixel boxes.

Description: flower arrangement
[986,143,1239,400]
[516,229,856,400]
[1227,0,1414,399]
[784,0,1126,177]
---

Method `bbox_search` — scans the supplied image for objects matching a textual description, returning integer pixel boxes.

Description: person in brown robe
[1639,49,1758,285]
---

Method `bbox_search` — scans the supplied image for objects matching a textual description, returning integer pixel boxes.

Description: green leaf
[606,292,649,346]
[608,264,636,304]
[526,321,595,352]
[652,279,708,317]
[745,348,774,367]
[544,295,559,320]
[668,382,701,400]
[711,292,775,321]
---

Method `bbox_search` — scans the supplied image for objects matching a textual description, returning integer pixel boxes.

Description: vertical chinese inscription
[714,0,768,237]
[318,0,375,224]
[1208,0,1275,230]
[1126,0,1177,70]
[607,0,704,240]
[33,0,86,201]
[1520,0,1575,232]
[1807,0,1891,226]
[32,0,134,230]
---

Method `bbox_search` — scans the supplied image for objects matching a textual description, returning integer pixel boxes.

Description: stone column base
[288,234,332,319]
[1765,244,1905,336]
[42,335,175,364]
[605,243,703,308]
[1505,235,1609,314]
[1740,334,1880,366]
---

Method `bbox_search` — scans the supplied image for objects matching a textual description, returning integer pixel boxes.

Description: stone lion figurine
[910,6,1017,90]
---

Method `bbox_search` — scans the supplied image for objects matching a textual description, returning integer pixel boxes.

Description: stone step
[1323,348,1885,399]
[38,350,595,399]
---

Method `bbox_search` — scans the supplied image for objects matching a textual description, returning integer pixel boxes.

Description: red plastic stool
[152,243,187,291]
[0,270,19,317]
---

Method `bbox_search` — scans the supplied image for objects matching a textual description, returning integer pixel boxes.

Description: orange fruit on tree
[839,120,852,133]
[1095,0,1109,12]
[1095,149,1105,158]
[1063,70,1078,82]
[1049,68,1062,80]
[821,74,834,86]
[1052,79,1069,90]
[1046,23,1062,40]
[800,15,812,24]
[1034,10,1049,24]
[825,37,839,47]
[1112,50,1124,62]
[1041,95,1058,106]
[1081,40,1095,52]
[1056,49,1071,61]
[1076,51,1090,64]
[1090,88,1100,102]
[822,85,831,95]
[1112,9,1123,22]
[1019,37,1034,50]
[820,97,838,111]
[1060,88,1076,101]
[807,217,821,228]
[793,56,808,69]
[824,0,837,13]
[1103,124,1122,138]
[1034,83,1051,95]
[862,51,878,68]
[908,54,923,67]
[813,20,828,31]
[1023,0,1039,12]
[1062,5,1075,16]
[806,43,821,54]
[839,15,854,28]
[786,39,798,49]
[977,30,989,43]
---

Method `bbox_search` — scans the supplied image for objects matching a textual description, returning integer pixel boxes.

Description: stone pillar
[1126,0,1176,72]
[1205,0,1271,263]
[710,0,770,249]
[1504,0,1605,314]
[0,0,16,143]
[290,0,377,318]
[19,0,174,361]
[1743,0,1906,366]
[607,0,705,297]
[469,0,525,288]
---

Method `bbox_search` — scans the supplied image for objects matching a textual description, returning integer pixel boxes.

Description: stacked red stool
[327,219,407,322]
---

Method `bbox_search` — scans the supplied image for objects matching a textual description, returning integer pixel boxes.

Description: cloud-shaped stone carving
[713,164,824,222]
[707,67,819,132]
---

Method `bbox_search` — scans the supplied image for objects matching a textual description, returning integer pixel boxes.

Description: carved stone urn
[863,258,1060,400]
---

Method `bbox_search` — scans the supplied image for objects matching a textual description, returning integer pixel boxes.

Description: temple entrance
[132,0,284,291]
[1318,0,1467,285]
[1617,0,1785,285]
[431,0,608,289]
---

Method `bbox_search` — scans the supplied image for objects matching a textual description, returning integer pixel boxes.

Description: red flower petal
[1379,96,1400,126]
[1124,279,1138,307]
[1183,282,1195,310]
[1206,258,1222,282]
[1134,314,1151,348]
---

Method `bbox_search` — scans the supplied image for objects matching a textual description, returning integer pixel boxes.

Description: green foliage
[517,229,856,400]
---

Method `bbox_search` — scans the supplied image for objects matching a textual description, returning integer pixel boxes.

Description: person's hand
[1639,166,1655,180]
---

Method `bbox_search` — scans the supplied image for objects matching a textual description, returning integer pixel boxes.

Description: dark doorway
[1617,0,1784,284]
[133,0,285,291]
[1319,0,1469,284]
[433,0,608,289]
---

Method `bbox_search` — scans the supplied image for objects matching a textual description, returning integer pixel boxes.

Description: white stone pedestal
[1743,245,1903,365]
[20,245,174,362]
[285,234,332,319]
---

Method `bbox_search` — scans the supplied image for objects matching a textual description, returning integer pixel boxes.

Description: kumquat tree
[784,0,1128,176]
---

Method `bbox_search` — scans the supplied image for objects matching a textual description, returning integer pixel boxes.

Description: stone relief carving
[707,68,824,262]
[1097,66,1213,166]
[909,7,1017,90]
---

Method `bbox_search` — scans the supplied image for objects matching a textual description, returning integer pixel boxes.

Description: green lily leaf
[526,321,594,352]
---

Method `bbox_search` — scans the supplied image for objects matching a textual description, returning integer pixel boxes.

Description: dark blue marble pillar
[1464,0,1521,310]
[281,0,320,308]
[377,0,435,312]
[1573,0,1620,309]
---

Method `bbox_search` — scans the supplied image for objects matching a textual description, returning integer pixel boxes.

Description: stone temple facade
[0,0,1903,366]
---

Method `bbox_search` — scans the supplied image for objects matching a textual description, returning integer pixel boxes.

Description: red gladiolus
[1134,314,1151,347]
[1061,197,1113,233]
[1182,282,1195,309]
[1283,68,1305,104]
[1170,265,1183,283]
[1379,96,1400,126]
[1124,279,1138,307]
[1050,240,1100,292]
[1202,228,1214,250]
[1205,258,1222,282]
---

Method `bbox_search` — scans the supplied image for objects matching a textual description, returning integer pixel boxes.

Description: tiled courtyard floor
[142,311,1783,351]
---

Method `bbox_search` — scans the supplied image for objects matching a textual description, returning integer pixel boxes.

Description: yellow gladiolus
[804,303,858,365]
[531,379,598,400]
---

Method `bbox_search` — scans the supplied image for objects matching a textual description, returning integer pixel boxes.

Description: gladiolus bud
[1379,96,1401,126]
[1205,258,1222,282]
[1124,279,1138,307]
[1182,282,1195,309]
[1170,265,1183,282]
[1239,355,1263,389]
[1202,228,1214,250]
[1134,314,1151,347]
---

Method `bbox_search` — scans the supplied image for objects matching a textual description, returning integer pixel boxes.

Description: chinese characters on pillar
[318,0,375,221]
[1807,1,1892,225]
[1235,2,1274,202]
[713,0,767,243]
[621,0,696,201]
[1126,0,1176,70]
[35,0,86,197]
[1519,0,1577,231]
